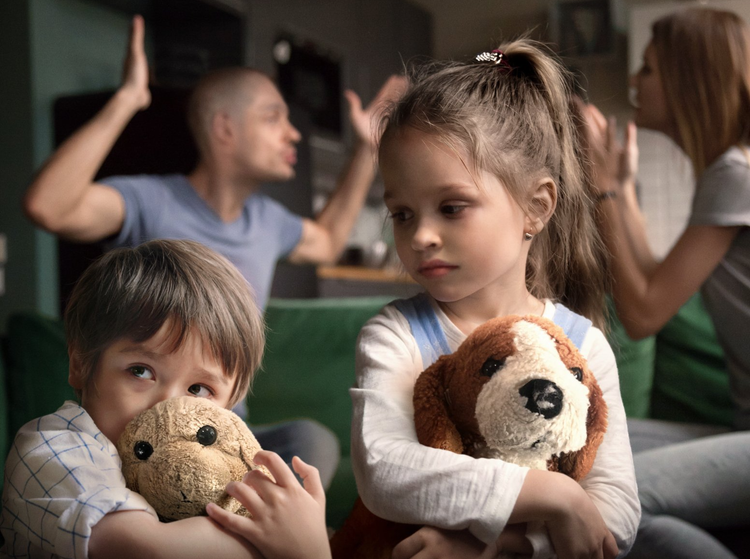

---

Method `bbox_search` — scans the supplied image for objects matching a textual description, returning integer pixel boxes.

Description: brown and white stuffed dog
[116,396,271,522]
[330,315,608,558]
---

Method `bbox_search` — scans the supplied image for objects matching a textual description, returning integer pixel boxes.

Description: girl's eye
[441,204,466,216]
[188,384,213,398]
[389,210,413,223]
[129,366,154,380]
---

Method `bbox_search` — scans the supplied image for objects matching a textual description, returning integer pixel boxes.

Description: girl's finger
[292,456,325,505]
[392,531,425,559]
[129,15,145,55]
[206,501,256,536]
[225,479,265,517]
[607,116,618,152]
[251,450,297,488]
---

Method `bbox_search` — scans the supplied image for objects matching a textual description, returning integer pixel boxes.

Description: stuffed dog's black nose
[519,379,563,419]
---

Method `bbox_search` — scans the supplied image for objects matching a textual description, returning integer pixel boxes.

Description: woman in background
[583,7,750,559]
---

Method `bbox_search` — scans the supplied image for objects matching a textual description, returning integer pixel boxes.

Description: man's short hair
[187,67,271,157]
[65,239,265,407]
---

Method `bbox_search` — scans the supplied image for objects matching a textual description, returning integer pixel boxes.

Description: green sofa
[0,293,737,536]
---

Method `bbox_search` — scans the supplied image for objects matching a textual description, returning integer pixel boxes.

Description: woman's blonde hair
[379,39,609,327]
[652,8,750,174]
[65,239,265,408]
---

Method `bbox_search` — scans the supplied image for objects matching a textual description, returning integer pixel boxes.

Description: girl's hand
[120,15,151,111]
[392,527,498,559]
[206,451,331,559]
[544,476,618,559]
[345,75,407,149]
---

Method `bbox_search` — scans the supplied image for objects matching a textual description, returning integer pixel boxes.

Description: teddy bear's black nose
[519,379,563,419]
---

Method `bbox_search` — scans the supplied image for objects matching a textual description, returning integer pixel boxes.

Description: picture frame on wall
[551,0,614,57]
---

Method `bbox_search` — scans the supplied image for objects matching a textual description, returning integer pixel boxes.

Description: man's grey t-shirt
[104,174,304,309]
[689,146,750,429]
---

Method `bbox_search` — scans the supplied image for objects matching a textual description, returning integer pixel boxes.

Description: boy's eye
[129,365,153,380]
[188,384,213,398]
[441,204,466,216]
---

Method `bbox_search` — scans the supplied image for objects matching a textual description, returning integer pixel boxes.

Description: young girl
[350,39,639,558]
[583,7,750,559]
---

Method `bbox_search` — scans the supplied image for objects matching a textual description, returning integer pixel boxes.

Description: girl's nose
[411,219,441,251]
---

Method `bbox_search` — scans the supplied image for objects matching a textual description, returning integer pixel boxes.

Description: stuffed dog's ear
[413,355,463,454]
[228,410,274,480]
[550,378,608,481]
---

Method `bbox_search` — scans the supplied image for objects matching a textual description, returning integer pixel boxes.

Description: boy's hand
[206,450,332,559]
[392,527,498,559]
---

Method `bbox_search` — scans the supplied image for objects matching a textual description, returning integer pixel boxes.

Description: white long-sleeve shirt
[351,298,640,557]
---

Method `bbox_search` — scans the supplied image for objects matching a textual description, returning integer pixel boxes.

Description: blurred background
[1,0,748,328]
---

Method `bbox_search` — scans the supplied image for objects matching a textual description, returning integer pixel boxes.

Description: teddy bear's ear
[413,356,464,454]
[551,377,608,481]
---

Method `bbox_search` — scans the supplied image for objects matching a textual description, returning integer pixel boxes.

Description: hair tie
[475,49,512,72]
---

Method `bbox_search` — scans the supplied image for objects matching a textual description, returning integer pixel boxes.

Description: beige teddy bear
[116,396,271,522]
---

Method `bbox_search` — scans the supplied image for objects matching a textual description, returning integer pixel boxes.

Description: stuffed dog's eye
[197,425,218,446]
[571,367,583,382]
[134,441,153,461]
[481,357,506,377]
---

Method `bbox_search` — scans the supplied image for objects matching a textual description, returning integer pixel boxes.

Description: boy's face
[69,322,235,445]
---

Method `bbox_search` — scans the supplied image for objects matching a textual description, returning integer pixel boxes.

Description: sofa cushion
[606,300,656,419]
[5,313,74,437]
[0,337,8,485]
[650,293,731,426]
[247,296,393,527]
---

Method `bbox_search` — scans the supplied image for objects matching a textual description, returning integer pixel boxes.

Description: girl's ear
[526,177,558,234]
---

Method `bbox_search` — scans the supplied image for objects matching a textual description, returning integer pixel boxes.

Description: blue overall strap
[393,293,452,368]
[552,303,592,351]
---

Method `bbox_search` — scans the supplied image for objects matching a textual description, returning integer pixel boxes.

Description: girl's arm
[352,307,528,545]
[583,105,740,339]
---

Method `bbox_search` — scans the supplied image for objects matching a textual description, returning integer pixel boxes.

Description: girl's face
[380,127,532,306]
[631,42,672,134]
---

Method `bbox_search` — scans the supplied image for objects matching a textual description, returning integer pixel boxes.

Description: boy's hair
[65,239,265,407]
[652,8,750,174]
[379,39,609,327]
[187,67,273,158]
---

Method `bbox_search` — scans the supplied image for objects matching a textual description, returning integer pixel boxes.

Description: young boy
[0,239,332,559]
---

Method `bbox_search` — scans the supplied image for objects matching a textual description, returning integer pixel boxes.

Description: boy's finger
[251,450,297,488]
[292,456,325,505]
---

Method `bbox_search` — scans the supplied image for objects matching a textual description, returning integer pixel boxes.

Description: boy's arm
[89,511,262,559]
[23,15,150,242]
[287,75,406,265]
[207,451,332,559]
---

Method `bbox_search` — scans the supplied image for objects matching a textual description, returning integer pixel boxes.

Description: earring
[524,232,533,241]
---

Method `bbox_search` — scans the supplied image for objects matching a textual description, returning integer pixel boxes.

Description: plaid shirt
[1,401,155,558]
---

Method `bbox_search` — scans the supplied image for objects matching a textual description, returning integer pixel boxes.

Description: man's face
[232,77,302,184]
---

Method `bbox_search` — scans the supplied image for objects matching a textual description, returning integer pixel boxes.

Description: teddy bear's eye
[134,440,153,461]
[571,367,583,382]
[481,357,506,377]
[197,425,218,446]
